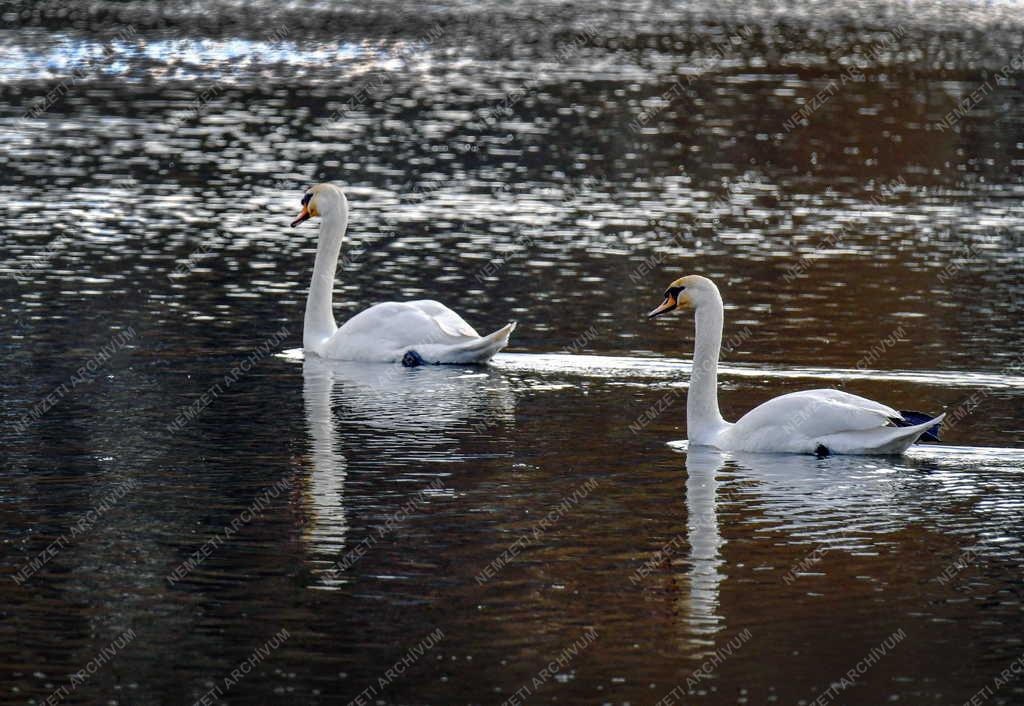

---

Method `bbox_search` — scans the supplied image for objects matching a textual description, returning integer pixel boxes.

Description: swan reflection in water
[300,354,516,588]
[676,443,1022,648]
[682,447,727,643]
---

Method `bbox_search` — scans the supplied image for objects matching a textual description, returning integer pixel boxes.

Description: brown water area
[1,1,1022,704]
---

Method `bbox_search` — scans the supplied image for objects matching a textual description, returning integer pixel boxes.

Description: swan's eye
[301,193,312,206]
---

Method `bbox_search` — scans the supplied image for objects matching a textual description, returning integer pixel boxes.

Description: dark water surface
[2,1,1023,704]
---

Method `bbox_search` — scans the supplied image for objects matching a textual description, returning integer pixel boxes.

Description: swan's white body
[652,275,943,456]
[298,184,514,363]
[713,388,939,455]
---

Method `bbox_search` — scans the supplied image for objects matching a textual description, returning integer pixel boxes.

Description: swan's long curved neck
[304,206,347,351]
[687,298,727,441]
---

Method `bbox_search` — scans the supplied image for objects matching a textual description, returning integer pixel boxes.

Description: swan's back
[323,300,509,363]
[405,300,480,338]
[722,389,901,453]
[716,389,942,455]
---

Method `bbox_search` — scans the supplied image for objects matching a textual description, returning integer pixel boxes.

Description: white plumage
[648,275,944,455]
[321,300,515,364]
[292,183,515,364]
[720,389,936,455]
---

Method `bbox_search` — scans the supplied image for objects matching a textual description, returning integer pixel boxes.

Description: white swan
[648,275,944,455]
[291,183,515,364]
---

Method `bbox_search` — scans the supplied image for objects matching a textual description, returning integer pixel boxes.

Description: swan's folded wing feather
[406,300,480,339]
[331,301,481,361]
[731,388,898,441]
[429,314,479,340]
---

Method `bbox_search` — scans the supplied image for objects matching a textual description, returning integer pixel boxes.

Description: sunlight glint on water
[2,0,1023,703]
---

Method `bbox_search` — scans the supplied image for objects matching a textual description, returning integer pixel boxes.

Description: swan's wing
[337,302,477,344]
[328,301,483,362]
[405,300,480,339]
[723,390,942,455]
[731,389,898,441]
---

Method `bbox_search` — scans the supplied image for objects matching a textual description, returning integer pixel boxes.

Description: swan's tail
[414,322,516,365]
[817,413,946,456]
[896,410,942,442]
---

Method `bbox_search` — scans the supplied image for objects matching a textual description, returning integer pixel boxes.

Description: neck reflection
[684,447,727,640]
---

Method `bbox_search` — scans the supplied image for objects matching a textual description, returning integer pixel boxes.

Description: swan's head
[647,275,719,319]
[290,183,347,227]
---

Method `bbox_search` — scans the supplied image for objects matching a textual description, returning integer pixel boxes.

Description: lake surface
[1,1,1023,704]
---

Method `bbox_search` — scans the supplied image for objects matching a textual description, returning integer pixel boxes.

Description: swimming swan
[648,275,943,455]
[291,183,515,364]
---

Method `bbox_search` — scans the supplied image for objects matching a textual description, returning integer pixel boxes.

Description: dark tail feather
[897,410,942,442]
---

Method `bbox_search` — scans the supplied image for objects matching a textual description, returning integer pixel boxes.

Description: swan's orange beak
[291,205,311,228]
[647,293,677,319]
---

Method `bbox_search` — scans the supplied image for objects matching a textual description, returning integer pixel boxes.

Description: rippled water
[2,1,1023,704]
